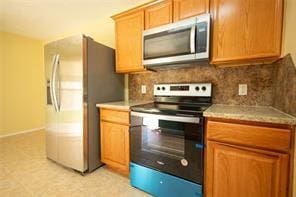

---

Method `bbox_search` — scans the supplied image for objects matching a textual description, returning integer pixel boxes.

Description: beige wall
[283,0,296,63]
[0,31,45,136]
[282,0,296,196]
[0,34,3,132]
[45,18,115,48]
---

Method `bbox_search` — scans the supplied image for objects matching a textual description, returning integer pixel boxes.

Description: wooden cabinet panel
[173,0,209,21]
[206,141,289,197]
[211,0,283,64]
[207,120,291,152]
[100,108,129,125]
[101,121,130,172]
[115,11,144,73]
[145,0,173,29]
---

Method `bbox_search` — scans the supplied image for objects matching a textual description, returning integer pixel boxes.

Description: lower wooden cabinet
[206,141,289,197]
[205,118,292,197]
[100,108,130,174]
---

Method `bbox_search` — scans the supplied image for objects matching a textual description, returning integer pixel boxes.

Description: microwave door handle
[190,26,196,53]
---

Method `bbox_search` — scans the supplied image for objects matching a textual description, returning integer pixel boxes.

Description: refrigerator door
[45,42,59,162]
[54,35,86,172]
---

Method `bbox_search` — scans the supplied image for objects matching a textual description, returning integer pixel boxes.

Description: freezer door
[55,35,86,172]
[44,42,59,162]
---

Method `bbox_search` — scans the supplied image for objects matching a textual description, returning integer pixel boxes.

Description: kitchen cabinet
[112,0,210,73]
[206,141,289,197]
[211,0,283,65]
[113,11,144,73]
[145,0,173,29]
[205,118,292,197]
[112,0,284,71]
[100,108,130,174]
[173,0,209,21]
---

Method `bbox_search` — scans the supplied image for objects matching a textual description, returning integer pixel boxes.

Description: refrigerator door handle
[50,54,57,111]
[51,54,60,112]
[55,54,61,112]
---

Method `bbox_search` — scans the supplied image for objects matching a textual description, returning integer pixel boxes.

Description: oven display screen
[170,86,189,91]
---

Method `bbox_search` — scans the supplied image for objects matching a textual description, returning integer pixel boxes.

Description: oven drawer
[100,108,130,125]
[130,162,202,197]
[206,119,291,152]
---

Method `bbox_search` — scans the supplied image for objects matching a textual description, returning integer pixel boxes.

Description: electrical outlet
[141,85,147,94]
[238,84,248,96]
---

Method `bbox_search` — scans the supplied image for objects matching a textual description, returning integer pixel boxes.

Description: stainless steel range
[129,83,212,197]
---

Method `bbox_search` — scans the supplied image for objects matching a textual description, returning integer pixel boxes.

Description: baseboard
[0,127,45,139]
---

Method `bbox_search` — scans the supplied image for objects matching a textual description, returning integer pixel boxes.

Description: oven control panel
[154,83,212,97]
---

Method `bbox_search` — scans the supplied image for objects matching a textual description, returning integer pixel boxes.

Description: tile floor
[0,130,150,197]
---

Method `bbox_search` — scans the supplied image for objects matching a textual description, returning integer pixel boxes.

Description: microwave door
[143,25,196,63]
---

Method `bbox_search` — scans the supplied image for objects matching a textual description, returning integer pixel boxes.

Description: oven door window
[144,27,194,60]
[130,115,203,184]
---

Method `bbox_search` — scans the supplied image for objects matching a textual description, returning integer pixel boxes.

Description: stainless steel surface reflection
[45,35,124,172]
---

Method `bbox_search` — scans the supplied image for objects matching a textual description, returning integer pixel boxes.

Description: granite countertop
[204,104,296,125]
[96,100,152,111]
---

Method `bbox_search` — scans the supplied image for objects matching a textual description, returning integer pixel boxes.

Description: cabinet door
[145,0,173,29]
[115,11,144,73]
[173,0,209,21]
[211,0,283,64]
[206,141,289,197]
[101,121,130,171]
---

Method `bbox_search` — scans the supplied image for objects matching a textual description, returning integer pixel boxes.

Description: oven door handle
[131,111,200,124]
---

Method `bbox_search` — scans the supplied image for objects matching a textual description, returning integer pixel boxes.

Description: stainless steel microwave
[143,14,210,69]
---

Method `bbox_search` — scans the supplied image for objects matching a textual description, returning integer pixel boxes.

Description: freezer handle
[50,54,57,111]
[51,54,60,112]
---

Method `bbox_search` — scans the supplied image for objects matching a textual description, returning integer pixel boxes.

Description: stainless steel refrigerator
[44,35,124,173]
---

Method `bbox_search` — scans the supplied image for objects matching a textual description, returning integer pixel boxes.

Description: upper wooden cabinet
[113,11,144,73]
[211,0,283,65]
[145,0,173,29]
[173,0,209,21]
[112,0,284,72]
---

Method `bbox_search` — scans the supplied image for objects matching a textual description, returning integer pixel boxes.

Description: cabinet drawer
[100,108,130,124]
[206,120,291,152]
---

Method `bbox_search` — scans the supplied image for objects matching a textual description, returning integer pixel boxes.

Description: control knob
[202,86,206,91]
[195,86,200,91]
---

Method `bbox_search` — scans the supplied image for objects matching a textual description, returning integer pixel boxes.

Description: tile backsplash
[129,63,274,106]
[272,55,296,117]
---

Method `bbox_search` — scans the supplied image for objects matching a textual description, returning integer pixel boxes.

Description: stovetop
[131,102,211,117]
[131,83,213,117]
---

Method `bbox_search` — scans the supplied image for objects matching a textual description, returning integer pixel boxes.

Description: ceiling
[0,0,149,41]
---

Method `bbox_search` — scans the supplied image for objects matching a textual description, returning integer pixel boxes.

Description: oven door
[130,112,204,184]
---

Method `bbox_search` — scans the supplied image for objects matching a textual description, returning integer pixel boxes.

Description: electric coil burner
[129,83,212,197]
